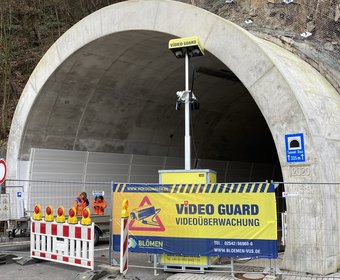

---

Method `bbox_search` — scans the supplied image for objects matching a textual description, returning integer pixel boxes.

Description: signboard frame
[112,183,278,259]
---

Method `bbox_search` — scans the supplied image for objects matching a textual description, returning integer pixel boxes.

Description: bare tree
[0,1,13,139]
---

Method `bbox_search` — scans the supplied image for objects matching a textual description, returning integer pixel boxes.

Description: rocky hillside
[180,0,340,94]
[182,0,339,40]
[0,0,339,157]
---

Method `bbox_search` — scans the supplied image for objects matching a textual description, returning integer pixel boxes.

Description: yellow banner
[112,183,277,240]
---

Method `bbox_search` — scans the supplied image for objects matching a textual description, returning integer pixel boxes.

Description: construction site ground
[1,237,340,280]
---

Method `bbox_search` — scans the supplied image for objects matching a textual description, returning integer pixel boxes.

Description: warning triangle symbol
[129,196,165,232]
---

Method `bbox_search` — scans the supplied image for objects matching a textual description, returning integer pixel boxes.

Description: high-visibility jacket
[74,194,89,216]
[92,200,107,215]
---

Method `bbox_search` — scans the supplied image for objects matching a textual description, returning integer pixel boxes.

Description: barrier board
[31,219,94,269]
[112,183,278,258]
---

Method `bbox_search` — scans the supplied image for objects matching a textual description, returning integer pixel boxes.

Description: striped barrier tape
[113,182,275,193]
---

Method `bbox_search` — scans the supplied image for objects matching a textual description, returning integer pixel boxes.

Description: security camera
[175,50,184,58]
[190,92,200,111]
[191,99,200,111]
[169,36,204,58]
[176,101,181,111]
[192,48,200,56]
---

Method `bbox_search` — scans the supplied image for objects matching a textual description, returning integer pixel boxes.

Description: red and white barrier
[120,217,129,274]
[30,219,94,269]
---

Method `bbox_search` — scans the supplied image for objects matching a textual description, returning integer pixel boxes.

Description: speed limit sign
[0,159,6,184]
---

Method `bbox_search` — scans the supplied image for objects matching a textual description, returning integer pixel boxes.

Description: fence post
[120,199,129,275]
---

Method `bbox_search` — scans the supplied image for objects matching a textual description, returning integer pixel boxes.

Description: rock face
[336,4,340,21]
[178,0,339,41]
[177,0,340,93]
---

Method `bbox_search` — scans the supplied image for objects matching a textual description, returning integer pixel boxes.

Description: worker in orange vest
[74,192,89,216]
[92,195,107,215]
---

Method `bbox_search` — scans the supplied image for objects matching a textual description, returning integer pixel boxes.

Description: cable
[188,57,200,168]
[190,111,200,168]
[141,208,161,227]
[151,208,161,225]
[189,56,195,93]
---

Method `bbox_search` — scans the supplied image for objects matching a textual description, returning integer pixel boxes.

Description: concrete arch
[7,0,340,274]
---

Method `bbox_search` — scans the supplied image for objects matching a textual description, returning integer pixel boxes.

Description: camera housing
[175,50,184,58]
[168,36,204,59]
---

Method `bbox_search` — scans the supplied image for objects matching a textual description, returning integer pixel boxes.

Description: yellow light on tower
[81,207,92,226]
[56,206,66,223]
[44,205,54,222]
[33,204,42,221]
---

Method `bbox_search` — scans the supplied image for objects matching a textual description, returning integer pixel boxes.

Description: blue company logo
[128,237,137,249]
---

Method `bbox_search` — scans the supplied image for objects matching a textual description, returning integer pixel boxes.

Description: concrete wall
[7,0,340,274]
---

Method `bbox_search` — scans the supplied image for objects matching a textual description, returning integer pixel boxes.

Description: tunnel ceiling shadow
[22,30,279,164]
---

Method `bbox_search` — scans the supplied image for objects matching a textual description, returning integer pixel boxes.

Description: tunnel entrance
[20,30,283,183]
[20,30,285,253]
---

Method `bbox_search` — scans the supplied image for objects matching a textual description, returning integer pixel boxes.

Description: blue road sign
[16,191,22,198]
[285,133,306,163]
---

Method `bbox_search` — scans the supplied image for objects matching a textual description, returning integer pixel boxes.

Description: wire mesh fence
[233,1,339,41]
[2,179,112,219]
[180,0,340,92]
[1,179,340,277]
[184,0,340,46]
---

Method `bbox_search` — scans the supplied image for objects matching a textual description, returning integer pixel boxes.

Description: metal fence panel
[5,180,112,218]
[2,179,340,277]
